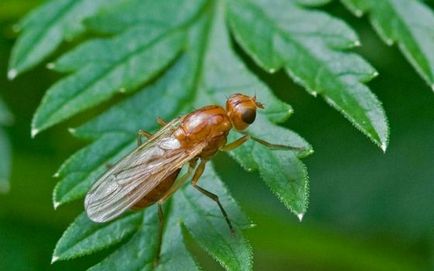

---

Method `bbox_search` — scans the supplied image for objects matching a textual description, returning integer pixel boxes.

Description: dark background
[0,1,433,270]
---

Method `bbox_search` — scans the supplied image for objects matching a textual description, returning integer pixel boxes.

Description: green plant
[0,98,12,193]
[8,0,434,270]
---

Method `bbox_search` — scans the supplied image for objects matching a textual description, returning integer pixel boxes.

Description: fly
[84,93,301,262]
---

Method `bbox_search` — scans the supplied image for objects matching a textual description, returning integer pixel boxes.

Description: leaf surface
[9,0,112,77]
[14,0,314,269]
[52,212,143,262]
[0,98,12,193]
[342,0,434,89]
[32,26,185,134]
[0,129,11,193]
[228,0,389,150]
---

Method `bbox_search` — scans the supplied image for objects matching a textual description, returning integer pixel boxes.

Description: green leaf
[0,98,13,126]
[253,146,309,217]
[8,0,113,78]
[295,0,332,6]
[15,0,313,269]
[342,0,434,89]
[0,98,12,193]
[56,0,304,214]
[30,0,210,135]
[228,116,311,216]
[31,26,185,135]
[52,212,143,262]
[53,133,133,207]
[88,209,160,271]
[90,164,250,271]
[85,0,208,34]
[156,204,200,271]
[228,0,389,150]
[175,164,252,271]
[0,128,11,193]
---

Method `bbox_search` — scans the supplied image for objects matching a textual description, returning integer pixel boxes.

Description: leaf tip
[297,212,304,222]
[7,69,17,80]
[303,148,314,156]
[248,223,257,228]
[385,38,394,46]
[31,127,40,138]
[431,84,434,92]
[354,10,363,17]
[380,142,387,153]
[53,171,60,178]
[68,127,76,135]
[53,200,61,210]
[51,255,59,264]
[46,62,56,70]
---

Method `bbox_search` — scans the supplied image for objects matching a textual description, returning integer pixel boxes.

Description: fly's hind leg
[137,129,152,146]
[191,160,235,234]
[154,161,195,266]
[158,161,197,203]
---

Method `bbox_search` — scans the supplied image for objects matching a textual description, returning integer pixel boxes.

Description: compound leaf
[14,0,314,270]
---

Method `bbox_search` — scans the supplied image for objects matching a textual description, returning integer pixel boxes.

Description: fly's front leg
[137,129,152,146]
[191,160,235,234]
[156,117,167,127]
[220,135,250,152]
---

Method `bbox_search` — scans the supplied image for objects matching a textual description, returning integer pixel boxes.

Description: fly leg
[191,160,235,234]
[158,161,196,203]
[156,117,167,127]
[220,135,250,152]
[137,129,152,146]
[154,203,164,267]
[250,136,305,151]
[239,132,306,151]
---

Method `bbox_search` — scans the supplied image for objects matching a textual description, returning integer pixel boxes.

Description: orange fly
[85,93,300,259]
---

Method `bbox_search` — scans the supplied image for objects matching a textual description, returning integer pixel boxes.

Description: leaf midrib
[185,0,218,109]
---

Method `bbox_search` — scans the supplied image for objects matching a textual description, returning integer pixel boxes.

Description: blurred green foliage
[0,0,433,270]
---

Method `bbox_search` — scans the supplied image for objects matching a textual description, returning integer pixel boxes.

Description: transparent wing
[85,118,205,223]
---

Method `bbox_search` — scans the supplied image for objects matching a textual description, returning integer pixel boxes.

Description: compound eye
[241,108,256,124]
